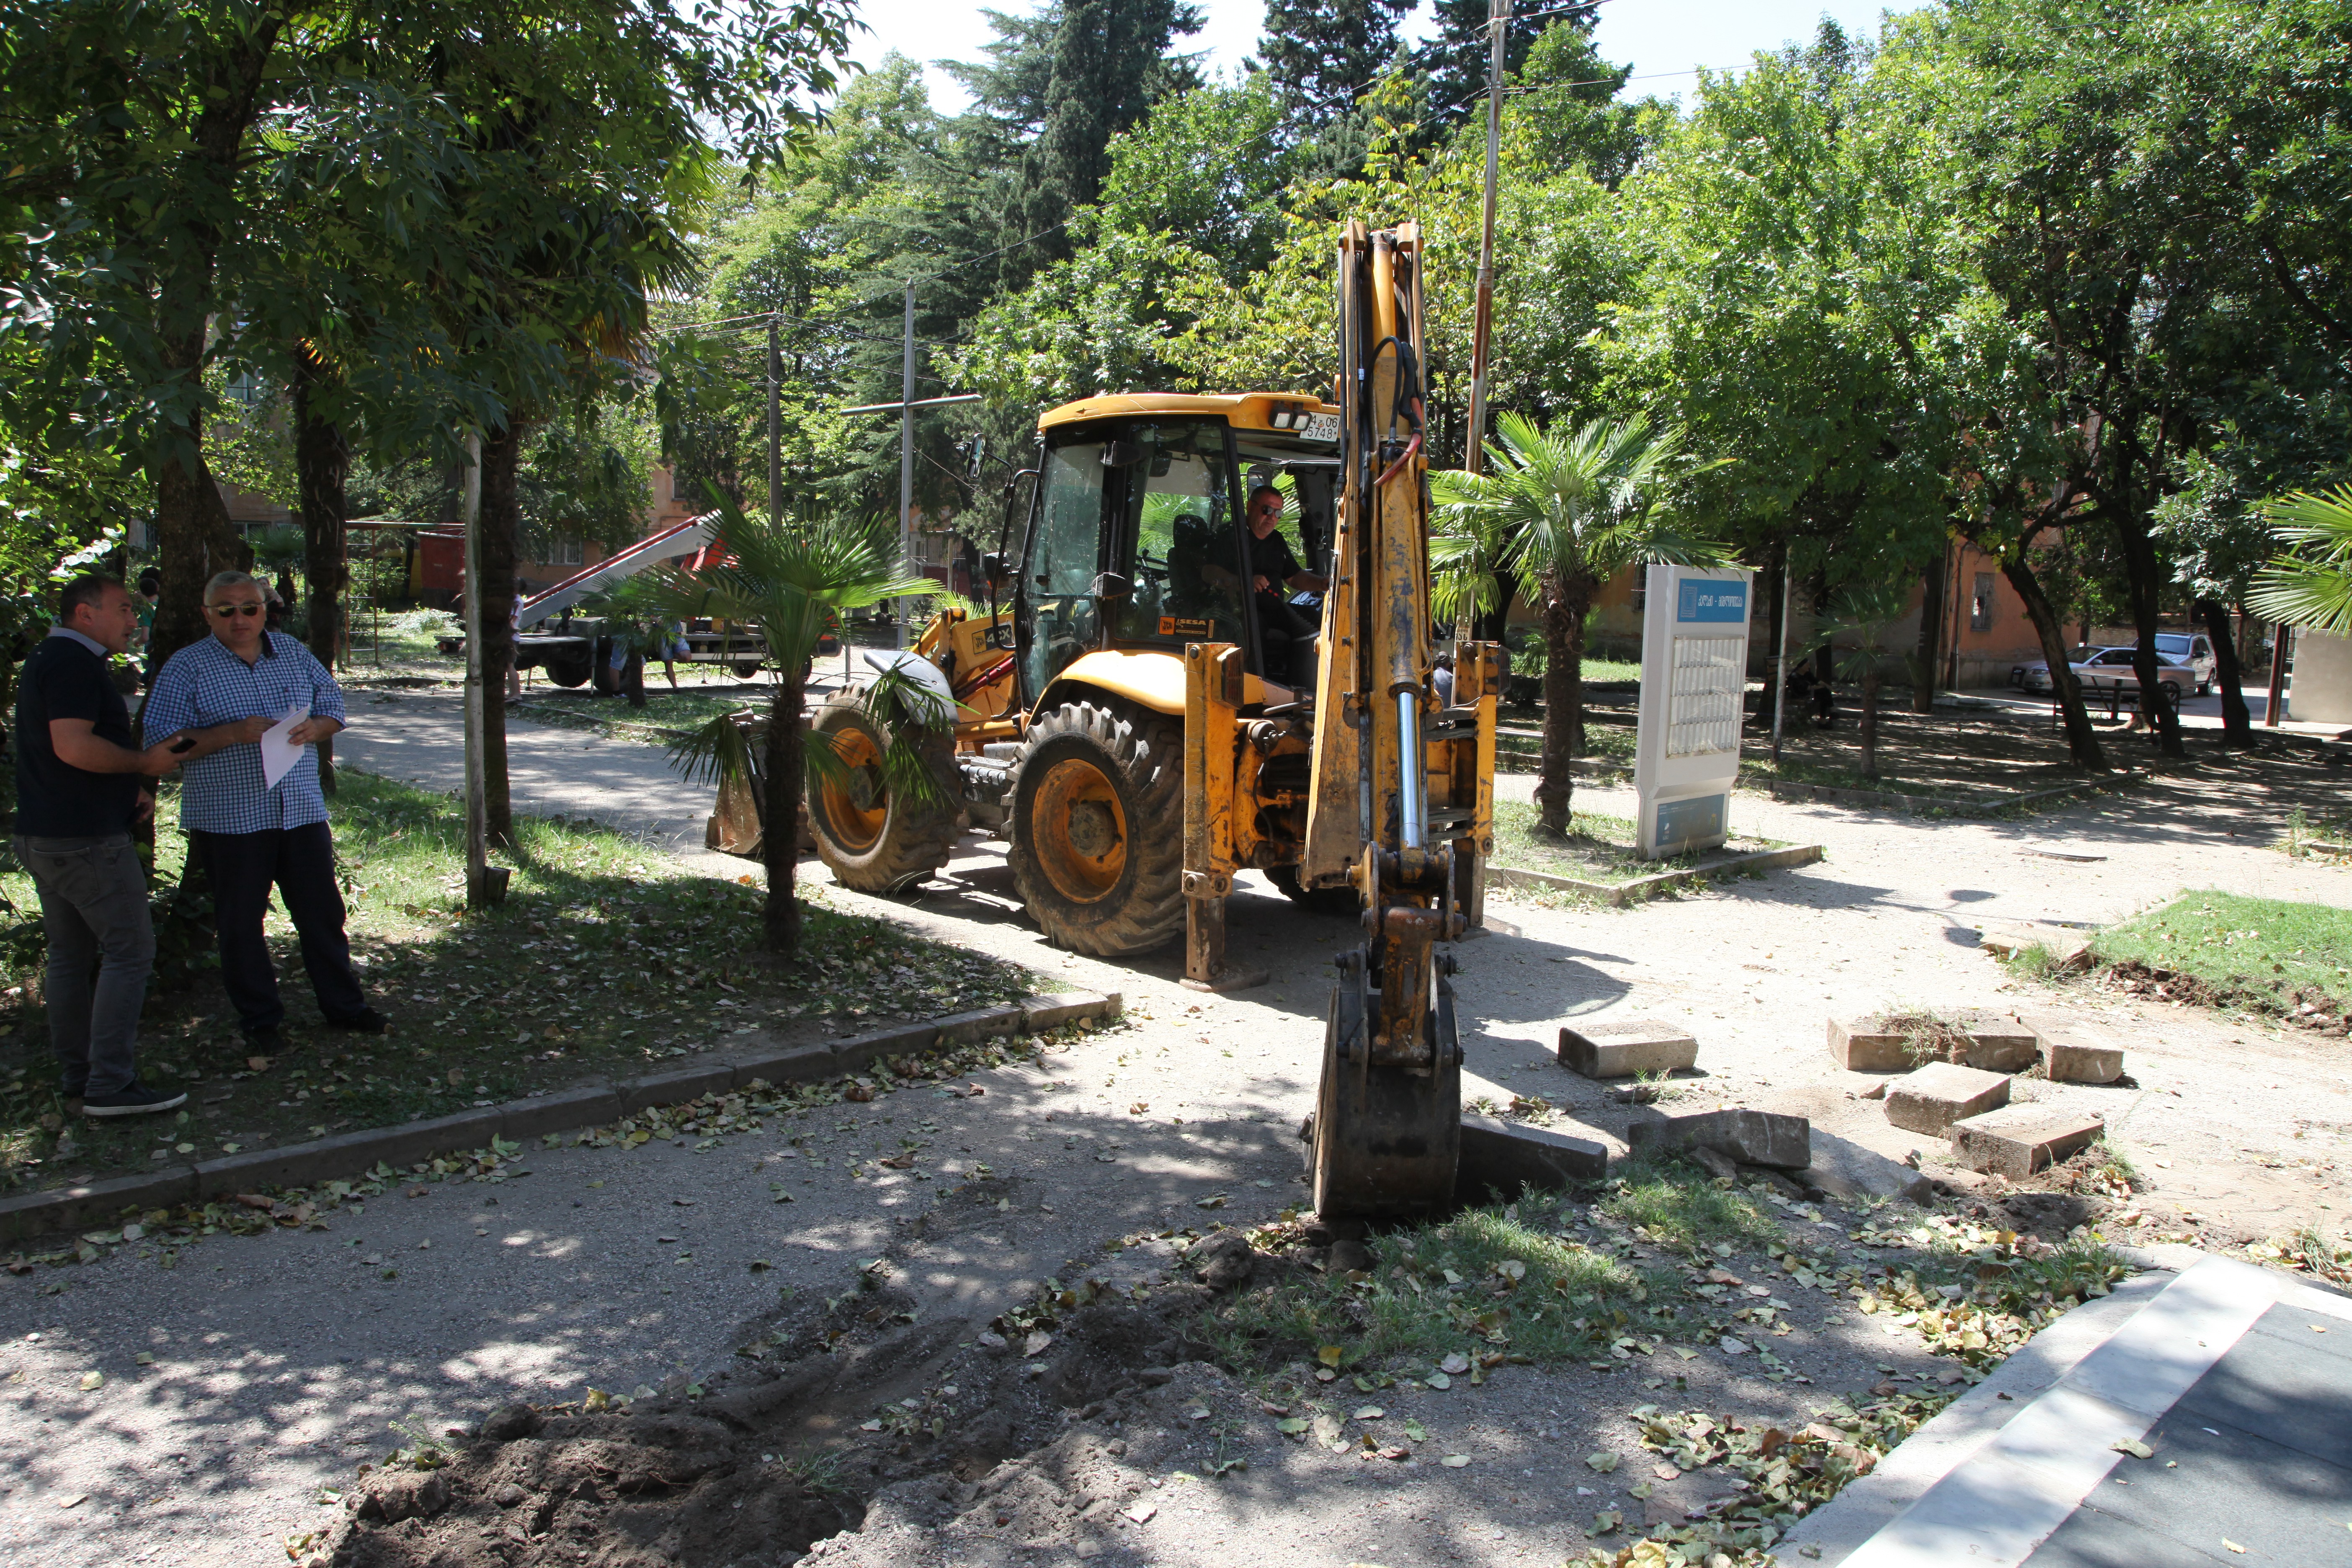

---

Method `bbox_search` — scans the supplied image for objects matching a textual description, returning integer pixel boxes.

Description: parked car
[2010,645,2201,702]
[2152,631,2216,692]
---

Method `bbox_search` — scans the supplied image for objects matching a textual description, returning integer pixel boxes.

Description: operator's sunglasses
[207,603,265,618]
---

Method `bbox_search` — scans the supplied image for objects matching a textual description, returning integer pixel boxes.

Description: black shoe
[81,1080,188,1117]
[333,1008,389,1035]
[244,1026,286,1056]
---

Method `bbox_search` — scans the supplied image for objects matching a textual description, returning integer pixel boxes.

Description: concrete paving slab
[1556,1017,1698,1079]
[1624,1107,1810,1168]
[1952,1104,2108,1176]
[1885,1061,2012,1136]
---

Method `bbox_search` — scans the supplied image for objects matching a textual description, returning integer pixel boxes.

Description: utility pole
[899,277,917,648]
[1771,549,1792,765]
[766,315,782,527]
[1463,0,1510,486]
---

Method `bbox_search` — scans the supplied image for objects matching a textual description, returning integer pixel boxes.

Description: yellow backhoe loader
[807,222,1498,1216]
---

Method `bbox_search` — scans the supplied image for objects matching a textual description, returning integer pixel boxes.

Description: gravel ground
[3,695,2346,1567]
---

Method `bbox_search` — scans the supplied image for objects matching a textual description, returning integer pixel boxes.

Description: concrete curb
[1486,843,1824,907]
[1759,770,2141,818]
[0,989,1119,1246]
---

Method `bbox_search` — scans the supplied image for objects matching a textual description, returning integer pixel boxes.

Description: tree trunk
[1911,541,1946,714]
[2000,554,2108,771]
[1859,664,1880,779]
[624,651,647,708]
[293,349,349,794]
[1534,573,1591,836]
[763,672,805,955]
[2197,597,2251,744]
[2112,511,2184,757]
[477,420,528,848]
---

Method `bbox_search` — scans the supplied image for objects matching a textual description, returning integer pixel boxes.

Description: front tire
[807,691,959,893]
[1007,700,1184,956]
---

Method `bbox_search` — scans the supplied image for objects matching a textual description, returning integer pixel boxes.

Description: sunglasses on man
[207,603,265,618]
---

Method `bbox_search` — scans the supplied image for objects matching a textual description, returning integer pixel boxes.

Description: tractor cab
[1012,393,1342,716]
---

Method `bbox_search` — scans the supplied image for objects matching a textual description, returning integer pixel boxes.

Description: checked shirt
[143,630,349,833]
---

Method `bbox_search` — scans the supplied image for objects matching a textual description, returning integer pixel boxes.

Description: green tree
[1817,581,1910,781]
[1256,0,1414,127]
[1431,414,1721,833]
[659,497,935,958]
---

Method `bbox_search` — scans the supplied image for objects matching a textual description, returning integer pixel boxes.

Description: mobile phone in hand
[169,736,197,754]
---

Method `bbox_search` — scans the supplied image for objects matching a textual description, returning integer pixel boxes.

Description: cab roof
[1037,391,1340,438]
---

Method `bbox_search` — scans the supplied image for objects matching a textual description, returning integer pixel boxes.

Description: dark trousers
[1255,593,1318,688]
[193,823,367,1034]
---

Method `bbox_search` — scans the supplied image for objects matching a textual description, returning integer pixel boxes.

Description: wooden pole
[2264,623,2290,727]
[460,431,500,906]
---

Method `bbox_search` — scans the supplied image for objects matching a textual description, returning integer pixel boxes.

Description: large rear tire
[1007,700,1185,956]
[807,691,959,893]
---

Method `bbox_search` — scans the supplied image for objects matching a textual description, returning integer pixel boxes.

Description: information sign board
[1632,565,1754,859]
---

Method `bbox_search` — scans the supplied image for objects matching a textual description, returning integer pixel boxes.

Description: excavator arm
[1301,222,1500,1219]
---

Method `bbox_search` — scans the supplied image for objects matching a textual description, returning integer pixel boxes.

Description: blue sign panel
[1676,578,1748,624]
[1655,793,1727,852]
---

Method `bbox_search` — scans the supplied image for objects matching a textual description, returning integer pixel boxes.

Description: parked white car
[2011,645,2203,701]
[2152,631,2216,691]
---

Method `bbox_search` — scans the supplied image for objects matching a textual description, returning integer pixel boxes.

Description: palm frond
[667,708,757,789]
[2249,486,2352,634]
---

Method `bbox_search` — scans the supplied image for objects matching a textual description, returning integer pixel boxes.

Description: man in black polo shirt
[1206,485,1328,687]
[13,573,191,1115]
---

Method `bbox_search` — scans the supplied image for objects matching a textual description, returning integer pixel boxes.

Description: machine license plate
[1299,412,1341,443]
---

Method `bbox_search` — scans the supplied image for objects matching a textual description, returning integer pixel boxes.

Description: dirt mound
[325,1229,1248,1568]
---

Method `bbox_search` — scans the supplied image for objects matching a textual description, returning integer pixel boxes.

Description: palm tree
[2249,486,2352,635]
[1817,581,1911,781]
[655,490,941,959]
[1432,414,1724,834]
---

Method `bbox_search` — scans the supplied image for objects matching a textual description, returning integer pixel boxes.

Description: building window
[550,536,584,567]
[1970,572,1994,632]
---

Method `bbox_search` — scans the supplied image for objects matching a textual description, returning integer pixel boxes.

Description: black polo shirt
[13,628,140,838]
[1213,525,1306,592]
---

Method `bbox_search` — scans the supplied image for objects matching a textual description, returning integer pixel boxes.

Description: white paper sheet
[259,699,309,790]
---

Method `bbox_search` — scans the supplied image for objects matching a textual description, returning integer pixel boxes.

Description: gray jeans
[13,835,155,1099]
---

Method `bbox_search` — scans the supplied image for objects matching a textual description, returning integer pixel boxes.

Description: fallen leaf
[57,1493,86,1509]
[2112,1439,2153,1460]
[1441,1454,1470,1468]
[1317,1344,1346,1368]
[1719,1337,1749,1355]
[1123,1502,1156,1525]
[1438,1352,1470,1375]
[1592,1510,1622,1535]
[1128,1101,1150,1115]
[2223,1541,2245,1555]
[1023,1331,1052,1357]
[1653,1463,1681,1480]
[1378,1444,1411,1461]
[1195,1193,1227,1210]
[134,1352,154,1366]
[1425,1372,1452,1390]
[1276,1417,1309,1435]
[1495,1259,1526,1282]
[1351,1406,1385,1421]
[248,1056,271,1071]
[1586,1452,1619,1473]
[234,1193,274,1211]
[1404,1420,1427,1440]
[79,1371,102,1391]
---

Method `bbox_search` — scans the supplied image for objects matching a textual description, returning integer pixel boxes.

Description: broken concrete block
[1976,923,2092,967]
[1950,1012,2040,1074]
[1804,1130,1936,1205]
[1558,1018,1699,1080]
[2020,1016,2126,1084]
[1827,1016,1913,1072]
[1884,1063,2012,1137]
[1689,1145,1740,1181]
[1950,1106,2105,1177]
[1626,1109,1810,1171]
[1457,1113,1608,1197]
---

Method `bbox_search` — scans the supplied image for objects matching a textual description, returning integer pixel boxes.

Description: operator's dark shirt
[13,627,140,838]
[1213,526,1306,591]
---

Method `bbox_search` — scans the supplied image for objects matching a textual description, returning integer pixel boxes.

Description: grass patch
[2280,804,2352,863]
[0,769,1041,1194]
[1487,801,1785,887]
[2089,891,2351,1021]
[1599,1155,1785,1259]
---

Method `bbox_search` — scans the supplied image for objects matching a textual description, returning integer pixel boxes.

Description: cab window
[1022,438,1109,694]
[1107,423,1246,652]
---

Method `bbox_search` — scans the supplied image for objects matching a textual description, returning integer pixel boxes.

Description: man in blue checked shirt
[144,570,386,1052]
